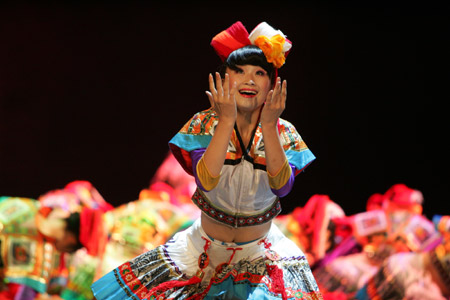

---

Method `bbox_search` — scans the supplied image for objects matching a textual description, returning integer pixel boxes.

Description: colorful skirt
[91,219,323,300]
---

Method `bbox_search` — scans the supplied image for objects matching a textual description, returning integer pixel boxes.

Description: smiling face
[226,65,272,114]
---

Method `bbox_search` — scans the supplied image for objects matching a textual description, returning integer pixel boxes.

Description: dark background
[1,1,448,218]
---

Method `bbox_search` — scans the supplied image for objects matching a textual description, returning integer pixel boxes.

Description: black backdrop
[1,1,448,218]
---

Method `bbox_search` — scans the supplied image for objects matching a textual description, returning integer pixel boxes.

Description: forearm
[261,122,287,175]
[202,118,235,176]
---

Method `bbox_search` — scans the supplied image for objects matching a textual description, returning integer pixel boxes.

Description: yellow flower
[254,34,286,68]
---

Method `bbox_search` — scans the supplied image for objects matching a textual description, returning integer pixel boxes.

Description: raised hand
[261,77,287,127]
[205,72,237,123]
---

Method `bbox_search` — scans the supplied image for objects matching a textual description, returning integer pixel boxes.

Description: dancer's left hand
[260,77,287,127]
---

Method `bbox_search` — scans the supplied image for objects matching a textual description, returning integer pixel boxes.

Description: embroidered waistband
[192,189,282,228]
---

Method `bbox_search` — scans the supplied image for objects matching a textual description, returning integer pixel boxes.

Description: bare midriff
[201,212,271,243]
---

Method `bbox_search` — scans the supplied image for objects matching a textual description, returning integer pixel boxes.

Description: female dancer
[92,21,321,300]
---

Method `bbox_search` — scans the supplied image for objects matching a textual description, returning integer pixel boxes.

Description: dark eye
[256,70,267,76]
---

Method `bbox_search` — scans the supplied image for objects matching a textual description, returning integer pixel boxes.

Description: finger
[272,77,283,104]
[215,72,223,96]
[223,73,229,97]
[274,77,282,95]
[265,90,274,103]
[281,79,287,102]
[279,80,287,110]
[208,73,217,97]
[205,91,214,108]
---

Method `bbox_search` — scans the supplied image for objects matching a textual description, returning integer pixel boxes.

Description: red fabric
[149,182,176,202]
[384,183,421,205]
[284,38,292,58]
[332,216,354,242]
[258,238,272,249]
[295,195,329,256]
[169,144,194,176]
[323,291,349,300]
[266,264,287,300]
[147,275,202,298]
[366,193,386,211]
[210,21,251,61]
[0,283,20,300]
[64,180,113,257]
[226,247,243,265]
[227,21,252,46]
[64,180,113,211]
[38,206,53,217]
[80,207,108,257]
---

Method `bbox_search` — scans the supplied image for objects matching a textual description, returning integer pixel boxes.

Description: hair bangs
[225,45,273,75]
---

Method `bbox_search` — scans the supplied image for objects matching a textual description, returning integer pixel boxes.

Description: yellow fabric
[267,159,292,190]
[253,34,286,68]
[196,156,220,191]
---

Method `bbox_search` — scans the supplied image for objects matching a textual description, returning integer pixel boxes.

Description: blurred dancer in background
[63,153,199,300]
[0,180,112,300]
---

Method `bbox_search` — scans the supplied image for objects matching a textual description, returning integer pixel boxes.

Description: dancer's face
[226,65,271,113]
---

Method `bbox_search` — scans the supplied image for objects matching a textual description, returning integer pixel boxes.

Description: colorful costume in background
[355,214,450,300]
[0,196,64,299]
[354,252,446,300]
[0,181,113,300]
[103,196,196,271]
[275,194,348,268]
[62,176,198,300]
[312,210,391,297]
[139,152,201,222]
[312,184,446,299]
[92,21,322,300]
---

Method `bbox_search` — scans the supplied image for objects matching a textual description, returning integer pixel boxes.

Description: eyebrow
[232,65,266,73]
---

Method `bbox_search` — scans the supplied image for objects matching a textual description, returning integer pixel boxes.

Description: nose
[244,74,256,85]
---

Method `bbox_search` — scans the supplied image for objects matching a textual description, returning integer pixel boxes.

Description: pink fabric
[64,180,113,256]
[295,195,345,260]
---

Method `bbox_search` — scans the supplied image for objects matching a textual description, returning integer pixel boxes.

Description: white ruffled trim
[248,22,292,53]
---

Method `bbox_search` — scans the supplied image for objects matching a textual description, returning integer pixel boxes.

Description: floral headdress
[211,21,292,69]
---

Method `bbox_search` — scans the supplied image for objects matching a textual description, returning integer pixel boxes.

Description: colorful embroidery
[94,225,323,300]
[192,189,282,227]
[170,109,315,176]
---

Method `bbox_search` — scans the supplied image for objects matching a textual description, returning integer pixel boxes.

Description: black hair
[65,212,84,251]
[218,45,276,85]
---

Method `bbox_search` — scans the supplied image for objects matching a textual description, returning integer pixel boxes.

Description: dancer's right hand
[205,72,237,123]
